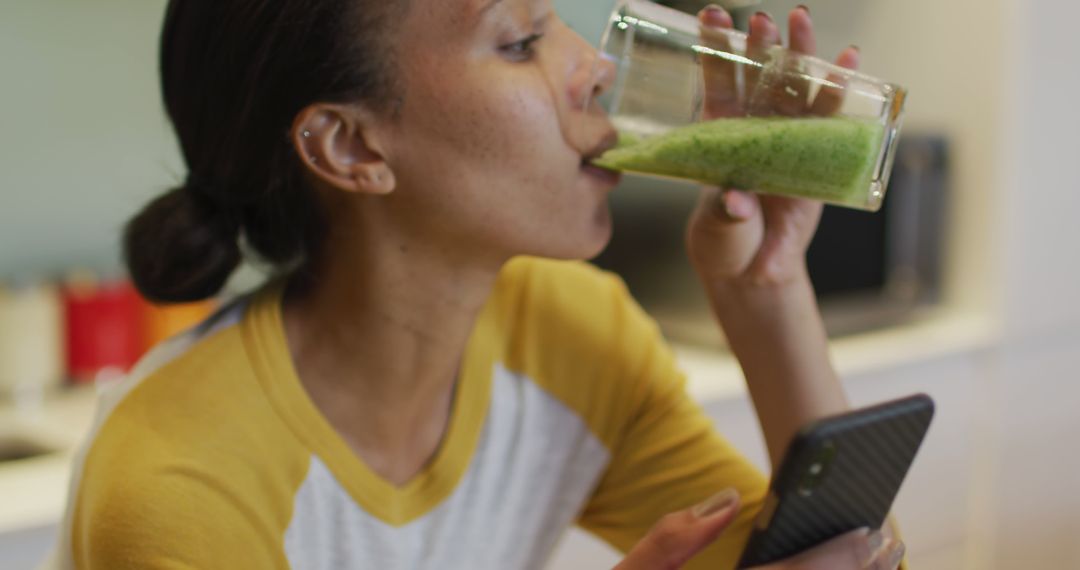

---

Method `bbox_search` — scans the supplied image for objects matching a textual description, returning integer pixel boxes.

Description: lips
[582,129,619,165]
[580,130,622,186]
[581,162,622,186]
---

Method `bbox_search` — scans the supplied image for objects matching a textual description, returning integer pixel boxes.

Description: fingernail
[713,190,739,221]
[797,4,811,16]
[754,11,773,23]
[700,5,730,27]
[887,541,906,570]
[701,5,723,18]
[856,529,881,567]
[721,192,738,220]
[867,530,884,553]
[693,488,739,518]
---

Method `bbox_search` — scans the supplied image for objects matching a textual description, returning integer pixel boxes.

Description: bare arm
[687,5,859,468]
[685,8,906,567]
[704,272,847,468]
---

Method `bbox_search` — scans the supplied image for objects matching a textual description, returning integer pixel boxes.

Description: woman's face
[380,0,620,263]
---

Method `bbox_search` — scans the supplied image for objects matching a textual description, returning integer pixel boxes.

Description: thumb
[615,489,741,570]
[699,187,759,224]
[687,186,764,282]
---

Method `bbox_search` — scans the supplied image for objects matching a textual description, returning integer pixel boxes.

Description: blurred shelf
[0,386,97,535]
[677,308,1001,403]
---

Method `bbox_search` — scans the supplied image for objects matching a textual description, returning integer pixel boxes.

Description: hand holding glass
[589,1,907,211]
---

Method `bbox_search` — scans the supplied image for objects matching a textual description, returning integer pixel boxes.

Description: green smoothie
[594,117,885,208]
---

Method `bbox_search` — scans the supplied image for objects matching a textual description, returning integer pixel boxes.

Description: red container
[63,276,146,385]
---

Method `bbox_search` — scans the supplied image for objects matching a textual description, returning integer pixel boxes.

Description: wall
[0,0,179,279]
[553,0,615,45]
[988,0,1080,567]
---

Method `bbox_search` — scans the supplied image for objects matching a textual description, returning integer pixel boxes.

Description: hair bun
[124,183,242,303]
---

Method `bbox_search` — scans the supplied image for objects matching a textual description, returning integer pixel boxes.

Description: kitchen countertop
[0,309,1000,537]
[0,386,97,535]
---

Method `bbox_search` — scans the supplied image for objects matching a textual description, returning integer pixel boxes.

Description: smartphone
[736,394,935,569]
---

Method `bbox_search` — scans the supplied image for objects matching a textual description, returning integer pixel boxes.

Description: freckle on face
[382,0,611,259]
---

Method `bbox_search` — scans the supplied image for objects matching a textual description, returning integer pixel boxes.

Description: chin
[583,223,614,260]
[555,208,614,261]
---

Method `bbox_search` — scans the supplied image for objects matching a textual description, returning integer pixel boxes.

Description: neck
[281,209,505,485]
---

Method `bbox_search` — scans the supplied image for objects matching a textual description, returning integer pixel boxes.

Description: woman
[47,1,904,569]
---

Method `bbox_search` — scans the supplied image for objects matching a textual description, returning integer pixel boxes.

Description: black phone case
[736,394,935,568]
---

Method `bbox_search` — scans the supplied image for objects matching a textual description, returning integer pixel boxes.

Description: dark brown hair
[125,0,404,303]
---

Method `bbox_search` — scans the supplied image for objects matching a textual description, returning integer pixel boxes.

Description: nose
[569,40,617,111]
[590,52,617,101]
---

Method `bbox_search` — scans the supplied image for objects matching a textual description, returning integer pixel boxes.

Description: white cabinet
[985,330,1080,569]
[0,524,56,570]
[842,353,984,556]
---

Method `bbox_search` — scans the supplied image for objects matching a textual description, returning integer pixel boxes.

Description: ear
[291,104,396,195]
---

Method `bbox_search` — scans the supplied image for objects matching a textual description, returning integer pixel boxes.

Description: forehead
[398,0,543,54]
[415,0,525,26]
[418,0,501,18]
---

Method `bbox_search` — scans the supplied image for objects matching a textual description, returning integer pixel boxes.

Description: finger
[721,188,757,221]
[788,5,817,55]
[772,6,816,116]
[809,46,860,116]
[743,194,823,285]
[745,12,781,106]
[615,489,740,570]
[698,5,740,118]
[865,539,907,570]
[689,187,763,282]
[756,528,880,570]
[700,185,760,224]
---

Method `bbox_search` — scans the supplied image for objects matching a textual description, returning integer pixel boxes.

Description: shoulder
[499,256,654,368]
[88,307,278,459]
[69,303,307,568]
[71,453,291,568]
[499,256,645,339]
[498,257,681,448]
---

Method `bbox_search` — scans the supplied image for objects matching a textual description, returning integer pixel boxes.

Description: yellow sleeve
[68,326,303,570]
[499,257,767,569]
[575,276,768,570]
[73,467,288,570]
[562,270,908,570]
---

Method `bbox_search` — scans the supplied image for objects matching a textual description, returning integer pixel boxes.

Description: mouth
[580,130,622,186]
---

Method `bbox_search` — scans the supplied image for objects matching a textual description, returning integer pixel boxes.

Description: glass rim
[600,0,908,99]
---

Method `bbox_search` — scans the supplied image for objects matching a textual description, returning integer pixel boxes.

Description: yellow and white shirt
[45,257,767,570]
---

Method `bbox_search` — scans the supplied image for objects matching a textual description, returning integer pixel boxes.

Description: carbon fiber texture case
[736,394,935,568]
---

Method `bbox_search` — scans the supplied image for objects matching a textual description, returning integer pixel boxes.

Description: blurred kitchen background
[1,0,1078,568]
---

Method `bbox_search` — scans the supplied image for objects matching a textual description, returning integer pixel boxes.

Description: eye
[500,33,544,61]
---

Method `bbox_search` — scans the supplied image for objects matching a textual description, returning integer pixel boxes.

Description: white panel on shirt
[283,364,612,570]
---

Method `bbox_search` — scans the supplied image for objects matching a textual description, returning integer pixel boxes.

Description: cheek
[392,59,608,256]
[404,63,575,191]
[465,77,568,168]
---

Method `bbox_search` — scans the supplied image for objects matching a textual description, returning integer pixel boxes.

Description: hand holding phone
[736,394,935,568]
[615,493,904,570]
